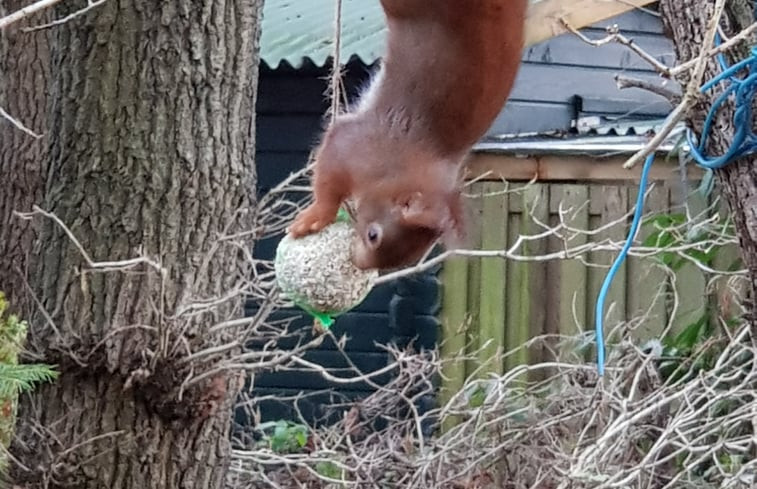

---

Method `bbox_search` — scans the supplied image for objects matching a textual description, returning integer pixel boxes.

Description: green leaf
[684,248,716,267]
[316,460,342,480]
[295,428,307,447]
[468,386,487,408]
[668,314,709,352]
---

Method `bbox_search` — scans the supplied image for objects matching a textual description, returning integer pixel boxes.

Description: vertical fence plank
[504,185,530,372]
[440,256,469,430]
[668,182,708,334]
[464,183,485,377]
[588,185,629,342]
[477,182,509,375]
[627,183,670,340]
[545,201,562,358]
[524,184,550,377]
[587,185,604,330]
[555,185,590,340]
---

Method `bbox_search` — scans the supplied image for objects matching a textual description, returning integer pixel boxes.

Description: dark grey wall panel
[508,63,674,105]
[591,8,665,34]
[524,30,674,70]
[486,100,575,136]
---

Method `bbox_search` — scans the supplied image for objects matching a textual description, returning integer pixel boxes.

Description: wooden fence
[439,173,741,398]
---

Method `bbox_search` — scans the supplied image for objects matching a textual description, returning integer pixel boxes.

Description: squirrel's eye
[366,224,382,245]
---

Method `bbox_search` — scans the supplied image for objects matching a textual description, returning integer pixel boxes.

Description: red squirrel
[288,0,527,270]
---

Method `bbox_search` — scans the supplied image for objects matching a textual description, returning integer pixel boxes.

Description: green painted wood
[438,179,735,373]
[525,184,550,378]
[555,185,590,337]
[587,186,604,332]
[439,255,470,429]
[478,182,509,375]
[504,185,531,372]
[464,183,485,377]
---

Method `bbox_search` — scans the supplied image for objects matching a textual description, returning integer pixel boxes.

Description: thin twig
[22,0,108,32]
[670,21,757,77]
[615,74,681,103]
[0,106,43,138]
[0,0,62,30]
[14,206,166,275]
[561,20,674,77]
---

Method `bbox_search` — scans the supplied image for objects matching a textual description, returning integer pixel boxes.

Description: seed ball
[275,219,378,317]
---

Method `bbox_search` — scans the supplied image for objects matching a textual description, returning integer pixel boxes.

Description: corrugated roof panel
[260,0,546,69]
[476,118,689,156]
[260,0,386,69]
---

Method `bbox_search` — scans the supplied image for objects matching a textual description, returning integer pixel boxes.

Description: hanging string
[329,0,344,124]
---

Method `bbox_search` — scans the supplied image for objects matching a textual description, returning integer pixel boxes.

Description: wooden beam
[525,0,658,46]
[465,152,703,182]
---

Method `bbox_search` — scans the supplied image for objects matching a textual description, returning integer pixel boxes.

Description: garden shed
[247,0,727,425]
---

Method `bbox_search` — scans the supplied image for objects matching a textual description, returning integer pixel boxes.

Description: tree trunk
[0,3,51,313]
[659,0,757,324]
[0,1,262,487]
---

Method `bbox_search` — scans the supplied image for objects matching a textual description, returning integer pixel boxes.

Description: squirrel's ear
[399,191,465,244]
[399,192,444,229]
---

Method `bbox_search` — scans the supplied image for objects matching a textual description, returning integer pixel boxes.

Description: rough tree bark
[0,3,51,311]
[659,0,757,323]
[0,1,261,488]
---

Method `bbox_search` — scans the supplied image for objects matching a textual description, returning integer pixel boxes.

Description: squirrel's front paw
[288,205,335,238]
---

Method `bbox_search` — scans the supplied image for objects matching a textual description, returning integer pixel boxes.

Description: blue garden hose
[594,36,757,376]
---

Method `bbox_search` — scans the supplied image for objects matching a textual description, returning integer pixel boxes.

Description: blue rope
[594,153,654,377]
[687,45,757,169]
[594,36,757,376]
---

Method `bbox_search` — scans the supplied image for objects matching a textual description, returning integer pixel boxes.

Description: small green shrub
[256,420,309,453]
[0,292,57,470]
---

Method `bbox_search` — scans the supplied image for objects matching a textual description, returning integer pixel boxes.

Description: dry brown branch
[21,0,107,32]
[561,2,750,171]
[373,192,741,285]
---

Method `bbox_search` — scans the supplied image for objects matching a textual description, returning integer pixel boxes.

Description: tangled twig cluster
[229,325,756,489]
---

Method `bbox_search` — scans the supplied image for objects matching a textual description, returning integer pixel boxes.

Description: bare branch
[561,20,674,77]
[0,0,62,30]
[14,205,166,276]
[22,0,108,32]
[615,74,681,103]
[0,106,43,138]
[670,21,757,77]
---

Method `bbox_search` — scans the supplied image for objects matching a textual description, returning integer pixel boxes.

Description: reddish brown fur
[289,0,527,270]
